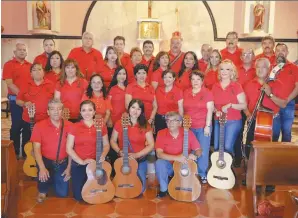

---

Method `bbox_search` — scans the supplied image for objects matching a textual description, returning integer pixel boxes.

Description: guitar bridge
[90,189,107,194]
[118,184,134,188]
[175,187,192,192]
[213,175,228,180]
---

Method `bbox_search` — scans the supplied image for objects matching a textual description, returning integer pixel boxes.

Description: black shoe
[233,159,242,168]
[157,190,168,198]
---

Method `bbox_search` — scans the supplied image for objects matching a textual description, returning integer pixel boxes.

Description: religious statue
[35,1,51,29]
[253,2,265,30]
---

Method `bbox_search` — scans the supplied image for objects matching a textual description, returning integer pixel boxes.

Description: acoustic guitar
[207,113,235,190]
[81,115,115,204]
[168,115,201,202]
[23,107,70,178]
[112,112,142,199]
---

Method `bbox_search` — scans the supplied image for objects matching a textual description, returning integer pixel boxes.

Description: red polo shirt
[183,87,213,128]
[98,62,117,88]
[244,78,286,114]
[30,118,73,160]
[212,81,244,120]
[56,78,88,120]
[237,65,256,89]
[2,58,32,95]
[203,69,218,90]
[124,63,136,84]
[198,58,208,73]
[44,70,60,84]
[152,68,165,88]
[273,61,298,98]
[156,127,200,156]
[17,79,55,123]
[81,93,112,117]
[68,47,104,81]
[141,55,155,67]
[175,69,191,91]
[108,85,126,124]
[114,120,152,153]
[255,53,276,66]
[169,51,185,75]
[156,86,183,115]
[220,47,243,67]
[69,121,108,160]
[126,82,155,120]
[33,52,48,69]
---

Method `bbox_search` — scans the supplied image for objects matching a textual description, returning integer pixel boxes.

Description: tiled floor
[2,114,298,218]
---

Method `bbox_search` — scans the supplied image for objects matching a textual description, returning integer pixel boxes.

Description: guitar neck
[123,128,129,167]
[96,130,103,169]
[29,118,35,132]
[183,129,189,157]
[219,123,225,161]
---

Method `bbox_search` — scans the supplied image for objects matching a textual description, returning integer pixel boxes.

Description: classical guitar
[112,112,142,199]
[81,115,115,204]
[168,115,201,202]
[23,104,37,177]
[207,113,235,189]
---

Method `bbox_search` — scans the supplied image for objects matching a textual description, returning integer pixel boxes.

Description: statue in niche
[253,2,265,30]
[35,1,51,29]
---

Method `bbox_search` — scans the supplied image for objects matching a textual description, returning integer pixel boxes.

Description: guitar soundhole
[121,165,131,175]
[216,160,226,169]
[96,169,104,178]
[180,169,189,177]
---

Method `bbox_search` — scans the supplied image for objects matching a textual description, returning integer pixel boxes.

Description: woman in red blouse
[151,51,170,89]
[44,50,64,83]
[66,100,110,201]
[204,49,222,90]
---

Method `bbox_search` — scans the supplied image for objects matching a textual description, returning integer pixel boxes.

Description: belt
[52,157,68,165]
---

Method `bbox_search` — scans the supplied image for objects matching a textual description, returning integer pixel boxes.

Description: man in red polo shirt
[169,31,185,75]
[68,32,104,81]
[255,36,276,65]
[220,31,243,67]
[114,36,133,70]
[198,44,212,73]
[141,40,155,82]
[2,42,32,157]
[155,111,201,198]
[33,38,55,69]
[31,98,72,203]
[273,43,298,142]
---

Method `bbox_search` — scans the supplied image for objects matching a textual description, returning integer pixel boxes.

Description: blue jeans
[191,127,211,177]
[214,119,242,156]
[37,157,69,197]
[277,100,295,142]
[71,161,87,201]
[155,159,174,192]
[137,160,148,193]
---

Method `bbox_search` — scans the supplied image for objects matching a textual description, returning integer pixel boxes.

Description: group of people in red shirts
[2,30,298,202]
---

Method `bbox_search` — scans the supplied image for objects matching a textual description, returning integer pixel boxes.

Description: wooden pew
[283,190,298,218]
[1,140,18,218]
[246,141,298,217]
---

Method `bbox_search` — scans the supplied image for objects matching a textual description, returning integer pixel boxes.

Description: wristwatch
[269,93,274,99]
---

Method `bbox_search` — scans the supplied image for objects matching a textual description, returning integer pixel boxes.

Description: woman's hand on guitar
[188,154,197,161]
[61,167,71,182]
[98,155,105,163]
[128,153,140,159]
[24,101,33,108]
[39,167,50,182]
[204,126,211,136]
[221,103,231,113]
[215,110,222,117]
[82,159,95,165]
[175,154,188,164]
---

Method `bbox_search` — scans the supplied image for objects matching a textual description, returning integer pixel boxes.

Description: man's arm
[5,79,19,95]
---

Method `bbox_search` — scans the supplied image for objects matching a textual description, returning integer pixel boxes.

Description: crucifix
[148,0,152,18]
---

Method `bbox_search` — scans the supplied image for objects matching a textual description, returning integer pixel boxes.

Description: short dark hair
[114,36,125,45]
[262,35,275,45]
[143,40,154,48]
[226,31,238,39]
[190,70,205,81]
[162,70,176,79]
[133,64,148,76]
[275,42,288,50]
[43,38,55,45]
[45,50,64,72]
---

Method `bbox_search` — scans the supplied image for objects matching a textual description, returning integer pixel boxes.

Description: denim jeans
[277,100,295,142]
[214,119,242,156]
[71,161,87,201]
[190,127,211,177]
[155,159,174,192]
[37,157,69,197]
[137,160,148,193]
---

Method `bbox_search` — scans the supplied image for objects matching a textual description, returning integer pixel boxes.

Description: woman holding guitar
[66,100,110,201]
[110,99,154,194]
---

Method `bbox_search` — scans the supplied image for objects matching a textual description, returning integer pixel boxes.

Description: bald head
[201,44,212,61]
[82,31,94,48]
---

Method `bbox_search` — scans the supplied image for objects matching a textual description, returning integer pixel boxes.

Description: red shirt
[152,68,165,88]
[56,78,88,120]
[220,47,243,67]
[108,85,126,124]
[244,78,286,114]
[68,47,104,81]
[183,87,213,128]
[114,120,152,153]
[255,53,276,66]
[198,59,208,73]
[176,69,192,91]
[98,62,117,88]
[156,86,183,115]
[141,55,155,67]
[69,121,108,160]
[126,82,155,120]
[44,70,60,84]
[33,52,48,69]
[30,118,73,160]
[81,93,112,117]
[156,127,200,156]
[169,51,185,75]
[120,53,135,84]
[2,58,32,95]
[237,65,256,89]
[212,81,244,120]
[203,69,218,90]
[17,79,55,123]
[273,61,298,98]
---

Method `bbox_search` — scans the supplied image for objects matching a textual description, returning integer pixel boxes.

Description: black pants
[154,114,167,138]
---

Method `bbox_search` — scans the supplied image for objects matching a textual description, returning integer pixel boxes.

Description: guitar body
[23,142,38,177]
[168,159,201,202]
[207,151,235,190]
[254,109,273,142]
[112,157,142,199]
[81,161,115,204]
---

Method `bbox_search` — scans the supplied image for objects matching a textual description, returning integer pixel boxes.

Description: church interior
[1,1,298,218]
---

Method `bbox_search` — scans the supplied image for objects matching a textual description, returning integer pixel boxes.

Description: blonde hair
[218,59,238,82]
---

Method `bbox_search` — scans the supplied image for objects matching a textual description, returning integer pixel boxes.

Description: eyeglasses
[166,119,180,124]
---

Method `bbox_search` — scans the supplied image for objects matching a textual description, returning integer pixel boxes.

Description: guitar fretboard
[29,118,35,132]
[96,130,103,170]
[219,119,225,161]
[182,129,189,169]
[123,128,129,167]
